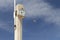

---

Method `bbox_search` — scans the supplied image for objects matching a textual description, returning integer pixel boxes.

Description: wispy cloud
[23,0,60,25]
[0,0,60,32]
[0,21,13,32]
[0,0,13,7]
[0,0,13,32]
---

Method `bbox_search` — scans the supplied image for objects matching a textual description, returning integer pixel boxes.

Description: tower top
[15,4,25,19]
[15,4,24,10]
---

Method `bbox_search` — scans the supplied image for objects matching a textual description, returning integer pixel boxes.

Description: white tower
[14,0,25,40]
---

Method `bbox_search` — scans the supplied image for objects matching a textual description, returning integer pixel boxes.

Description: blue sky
[0,0,60,40]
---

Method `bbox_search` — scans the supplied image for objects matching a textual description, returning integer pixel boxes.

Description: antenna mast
[14,0,16,11]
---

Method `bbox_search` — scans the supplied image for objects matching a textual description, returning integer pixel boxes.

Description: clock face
[19,9,25,16]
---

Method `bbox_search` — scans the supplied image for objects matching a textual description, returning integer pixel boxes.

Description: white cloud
[23,0,60,25]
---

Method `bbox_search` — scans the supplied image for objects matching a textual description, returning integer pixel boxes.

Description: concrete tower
[14,0,25,40]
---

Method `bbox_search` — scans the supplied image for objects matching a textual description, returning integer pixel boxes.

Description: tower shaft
[14,16,22,40]
[14,1,25,40]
